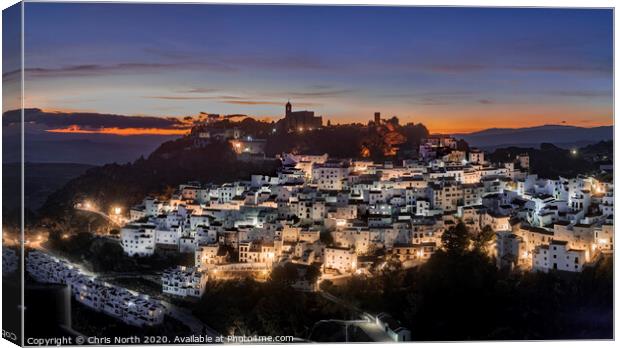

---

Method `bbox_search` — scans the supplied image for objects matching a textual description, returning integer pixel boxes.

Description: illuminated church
[276,101,323,132]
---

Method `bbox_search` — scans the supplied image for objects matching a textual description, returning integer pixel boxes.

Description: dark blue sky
[10,3,613,133]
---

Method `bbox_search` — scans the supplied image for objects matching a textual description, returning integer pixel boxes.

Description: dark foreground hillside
[489,141,612,179]
[325,223,613,341]
[39,138,279,219]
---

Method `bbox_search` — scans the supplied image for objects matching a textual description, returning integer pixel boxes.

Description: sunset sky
[4,4,613,134]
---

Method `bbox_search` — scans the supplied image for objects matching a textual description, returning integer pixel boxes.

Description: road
[75,206,122,227]
[355,322,392,342]
[308,319,370,343]
[162,300,220,338]
[33,247,221,338]
[319,290,364,315]
[316,290,393,342]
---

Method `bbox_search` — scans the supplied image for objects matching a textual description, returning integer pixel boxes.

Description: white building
[532,240,587,273]
[376,313,411,342]
[27,251,165,327]
[312,160,351,191]
[120,223,156,256]
[162,266,207,298]
[324,247,357,273]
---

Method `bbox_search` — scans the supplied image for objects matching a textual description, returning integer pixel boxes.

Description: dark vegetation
[489,142,612,179]
[45,231,194,273]
[204,116,429,159]
[71,301,191,340]
[39,138,280,219]
[324,223,613,340]
[265,121,429,160]
[3,163,92,230]
[309,321,372,342]
[2,163,93,212]
[193,266,351,339]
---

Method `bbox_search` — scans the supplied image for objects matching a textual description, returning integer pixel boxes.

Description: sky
[4,4,614,134]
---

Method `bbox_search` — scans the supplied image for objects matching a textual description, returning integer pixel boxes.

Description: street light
[113,207,122,215]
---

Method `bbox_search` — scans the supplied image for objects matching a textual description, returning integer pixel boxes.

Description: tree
[269,263,299,286]
[304,264,321,284]
[320,231,334,246]
[319,279,334,292]
[89,239,127,272]
[441,222,471,255]
[473,225,496,253]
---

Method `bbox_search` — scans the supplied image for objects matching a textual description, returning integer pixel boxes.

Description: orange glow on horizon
[327,107,613,134]
[45,125,190,136]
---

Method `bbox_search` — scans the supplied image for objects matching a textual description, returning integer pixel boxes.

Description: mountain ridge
[451,124,612,148]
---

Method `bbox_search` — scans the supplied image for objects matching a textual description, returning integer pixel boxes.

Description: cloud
[222,100,283,106]
[506,64,611,74]
[144,95,220,100]
[5,53,332,82]
[381,91,478,106]
[287,89,354,98]
[477,99,494,104]
[45,125,190,136]
[144,92,321,108]
[179,87,220,94]
[308,84,335,90]
[143,47,196,60]
[230,55,330,71]
[427,64,488,73]
[384,91,474,98]
[220,99,319,107]
[3,61,235,81]
[421,62,611,75]
[547,90,612,97]
[2,108,186,129]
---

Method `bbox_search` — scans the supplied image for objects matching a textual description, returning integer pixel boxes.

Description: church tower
[285,101,292,116]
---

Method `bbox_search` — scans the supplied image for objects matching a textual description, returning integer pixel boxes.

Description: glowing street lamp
[521,251,529,259]
[113,207,122,215]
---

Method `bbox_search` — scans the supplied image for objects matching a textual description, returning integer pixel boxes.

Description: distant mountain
[3,162,94,213]
[2,108,186,165]
[453,125,613,149]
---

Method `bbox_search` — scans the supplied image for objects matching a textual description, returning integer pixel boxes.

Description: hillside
[38,138,279,219]
[453,125,612,149]
[488,142,612,180]
[2,163,94,227]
